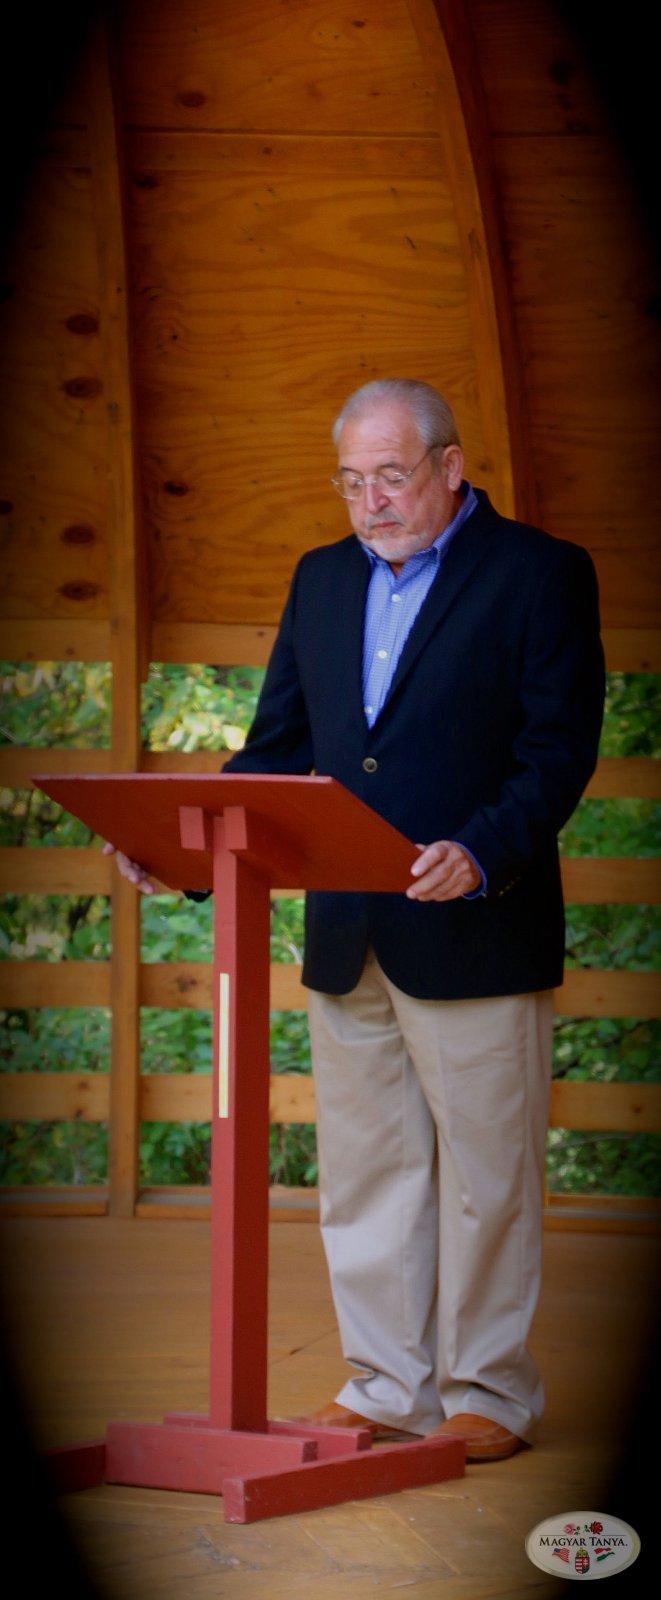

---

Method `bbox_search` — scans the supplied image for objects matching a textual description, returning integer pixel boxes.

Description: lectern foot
[44,1420,465,1524]
[225,1436,465,1523]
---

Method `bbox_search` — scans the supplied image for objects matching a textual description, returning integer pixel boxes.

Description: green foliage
[559,798,661,857]
[0,895,110,961]
[142,662,264,753]
[0,661,111,747]
[598,671,661,757]
[0,663,659,1196]
[1,1007,110,1072]
[564,904,660,970]
[549,1016,661,1196]
[546,1130,661,1196]
[0,1120,109,1185]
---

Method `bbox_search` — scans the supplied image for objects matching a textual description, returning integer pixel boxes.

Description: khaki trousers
[307,950,553,1440]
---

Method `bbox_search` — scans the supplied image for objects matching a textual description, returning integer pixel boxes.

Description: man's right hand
[102,841,160,895]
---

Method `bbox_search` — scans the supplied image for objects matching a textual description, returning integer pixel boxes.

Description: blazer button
[362,757,378,772]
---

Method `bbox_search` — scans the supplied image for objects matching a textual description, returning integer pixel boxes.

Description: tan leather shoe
[432,1411,527,1461]
[283,1400,421,1442]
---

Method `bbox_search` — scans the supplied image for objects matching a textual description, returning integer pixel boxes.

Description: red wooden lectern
[32,773,465,1522]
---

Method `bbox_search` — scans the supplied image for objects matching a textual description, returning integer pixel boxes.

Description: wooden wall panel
[119,0,514,626]
[127,160,475,623]
[0,159,109,623]
[464,0,661,627]
[118,0,443,135]
[492,135,660,624]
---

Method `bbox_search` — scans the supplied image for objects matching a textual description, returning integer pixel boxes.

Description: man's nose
[363,476,390,511]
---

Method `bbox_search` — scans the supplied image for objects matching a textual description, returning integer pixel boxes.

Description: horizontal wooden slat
[0,847,112,894]
[0,1070,315,1126]
[2,623,656,673]
[0,1072,109,1121]
[560,858,661,903]
[2,1071,658,1137]
[3,961,660,1020]
[139,963,212,1008]
[0,1189,108,1217]
[140,963,305,1010]
[150,622,276,666]
[139,749,230,773]
[141,962,307,1011]
[139,1073,210,1121]
[142,962,661,1020]
[270,964,309,1010]
[558,969,661,1018]
[149,624,661,673]
[269,1073,316,1124]
[0,750,113,787]
[139,1071,316,1124]
[0,850,657,905]
[602,628,661,672]
[584,758,661,798]
[0,962,110,1007]
[0,622,112,664]
[12,751,658,795]
[549,1080,661,1133]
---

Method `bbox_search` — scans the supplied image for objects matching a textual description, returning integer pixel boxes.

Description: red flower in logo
[589,1521,603,1534]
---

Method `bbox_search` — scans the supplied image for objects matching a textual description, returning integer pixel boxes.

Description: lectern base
[45,1418,465,1523]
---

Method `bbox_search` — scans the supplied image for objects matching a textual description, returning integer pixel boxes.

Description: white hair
[332,378,461,450]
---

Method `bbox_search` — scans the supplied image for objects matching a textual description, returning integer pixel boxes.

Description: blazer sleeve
[453,540,605,894]
[223,560,314,776]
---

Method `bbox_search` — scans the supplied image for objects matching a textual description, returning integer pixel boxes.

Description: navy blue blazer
[224,489,605,1000]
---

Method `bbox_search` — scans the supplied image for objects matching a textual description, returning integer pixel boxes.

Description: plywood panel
[0,163,109,620]
[491,134,661,624]
[466,0,611,136]
[127,161,481,624]
[119,0,443,135]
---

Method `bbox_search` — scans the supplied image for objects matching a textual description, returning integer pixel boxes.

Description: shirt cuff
[457,845,487,899]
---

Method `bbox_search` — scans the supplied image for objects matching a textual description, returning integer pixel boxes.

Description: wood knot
[61,524,96,545]
[59,580,100,601]
[164,479,189,496]
[66,313,99,336]
[177,90,206,108]
[549,57,574,86]
[63,376,103,400]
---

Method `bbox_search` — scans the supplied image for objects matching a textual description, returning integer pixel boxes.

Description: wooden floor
[0,1215,658,1598]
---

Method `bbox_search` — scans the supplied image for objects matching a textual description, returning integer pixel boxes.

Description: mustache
[364,511,406,530]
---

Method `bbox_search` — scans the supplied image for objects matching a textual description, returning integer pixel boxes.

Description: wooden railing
[1,624,660,1228]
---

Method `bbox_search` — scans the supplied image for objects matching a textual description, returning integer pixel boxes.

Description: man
[111,379,605,1461]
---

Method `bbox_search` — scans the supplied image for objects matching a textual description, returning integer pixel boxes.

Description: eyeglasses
[331,442,443,500]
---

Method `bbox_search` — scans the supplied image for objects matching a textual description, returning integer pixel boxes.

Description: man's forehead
[337,403,420,460]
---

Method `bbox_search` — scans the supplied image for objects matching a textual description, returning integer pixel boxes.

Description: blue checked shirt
[360,482,486,895]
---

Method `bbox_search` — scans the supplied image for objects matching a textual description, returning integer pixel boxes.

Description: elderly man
[111,379,604,1461]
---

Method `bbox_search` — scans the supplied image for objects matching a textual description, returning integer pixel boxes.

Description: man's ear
[444,444,464,491]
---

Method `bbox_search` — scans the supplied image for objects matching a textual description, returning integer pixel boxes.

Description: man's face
[336,401,464,569]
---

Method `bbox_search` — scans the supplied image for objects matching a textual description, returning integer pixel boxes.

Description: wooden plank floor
[0,1216,658,1598]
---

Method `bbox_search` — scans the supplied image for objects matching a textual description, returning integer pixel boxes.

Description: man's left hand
[406,840,481,902]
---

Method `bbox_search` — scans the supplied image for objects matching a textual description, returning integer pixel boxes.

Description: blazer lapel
[382,507,492,712]
[338,536,372,724]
